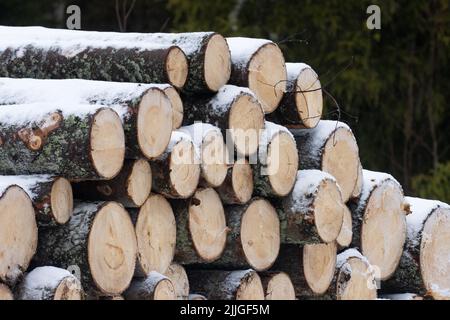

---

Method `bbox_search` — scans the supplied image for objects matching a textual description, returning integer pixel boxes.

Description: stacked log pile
[0,25,448,301]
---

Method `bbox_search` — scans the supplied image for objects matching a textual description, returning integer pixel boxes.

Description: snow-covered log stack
[0,25,447,301]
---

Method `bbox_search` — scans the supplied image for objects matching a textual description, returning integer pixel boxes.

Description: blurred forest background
[0,0,449,201]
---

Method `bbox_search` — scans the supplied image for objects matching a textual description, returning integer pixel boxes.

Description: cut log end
[135,194,176,275]
[166,46,189,89]
[248,43,286,113]
[267,131,298,196]
[164,263,189,300]
[137,88,173,159]
[201,130,228,187]
[51,177,74,225]
[53,276,84,300]
[232,161,253,204]
[189,188,227,262]
[263,272,296,300]
[163,86,184,129]
[241,199,280,271]
[87,202,137,295]
[90,108,125,179]
[361,180,406,280]
[154,278,176,300]
[420,207,450,300]
[235,271,265,300]
[295,67,323,128]
[229,94,265,155]
[0,284,13,300]
[0,186,37,285]
[337,257,377,300]
[127,159,152,207]
[336,205,353,249]
[204,34,231,92]
[303,242,337,295]
[322,127,359,202]
[170,139,201,198]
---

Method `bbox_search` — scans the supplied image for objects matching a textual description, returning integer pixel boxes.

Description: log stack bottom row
[0,25,449,301]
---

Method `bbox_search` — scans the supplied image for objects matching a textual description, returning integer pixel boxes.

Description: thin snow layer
[226,37,272,66]
[301,120,352,155]
[286,62,311,81]
[177,122,221,142]
[20,266,71,299]
[166,130,197,155]
[258,121,295,163]
[0,175,52,199]
[0,102,125,125]
[382,293,422,300]
[359,169,400,205]
[336,248,370,270]
[405,196,449,243]
[222,270,253,298]
[289,169,336,212]
[208,85,257,115]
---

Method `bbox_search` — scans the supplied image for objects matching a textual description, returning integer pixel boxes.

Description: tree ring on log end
[0,186,37,285]
[0,284,13,300]
[163,86,184,129]
[53,276,83,300]
[201,130,228,187]
[321,127,359,202]
[135,194,176,274]
[88,202,137,295]
[295,67,323,128]
[90,108,125,179]
[229,94,265,156]
[232,160,253,204]
[267,131,298,196]
[241,199,280,271]
[165,47,189,89]
[204,34,231,92]
[265,272,296,300]
[337,257,377,300]
[336,205,353,248]
[137,88,173,159]
[248,43,287,113]
[303,242,337,294]
[361,180,406,280]
[421,207,450,300]
[164,263,189,300]
[127,159,152,207]
[235,271,265,300]
[189,188,227,262]
[51,177,73,225]
[154,278,176,300]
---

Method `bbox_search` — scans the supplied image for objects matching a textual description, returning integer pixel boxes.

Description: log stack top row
[0,25,449,301]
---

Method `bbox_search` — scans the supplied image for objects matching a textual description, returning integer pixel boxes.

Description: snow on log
[187,269,264,300]
[226,37,286,113]
[151,131,201,198]
[164,263,189,300]
[188,293,207,300]
[272,243,337,298]
[208,198,280,271]
[253,122,298,197]
[349,170,407,281]
[0,103,125,180]
[73,159,151,208]
[267,63,323,128]
[33,201,137,296]
[383,197,450,300]
[259,272,296,300]
[123,271,176,300]
[178,124,228,187]
[216,159,253,205]
[278,170,345,244]
[17,266,83,300]
[336,205,353,249]
[290,120,360,202]
[379,293,423,300]
[172,188,227,264]
[0,78,174,159]
[0,284,13,300]
[0,27,188,89]
[0,183,37,286]
[182,85,265,156]
[129,194,176,276]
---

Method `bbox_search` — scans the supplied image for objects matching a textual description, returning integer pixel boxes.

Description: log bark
[164,263,189,300]
[267,63,322,128]
[16,266,83,300]
[253,122,298,197]
[123,271,176,300]
[277,170,345,245]
[349,170,407,281]
[129,194,176,276]
[215,160,253,205]
[0,183,37,286]
[0,283,13,300]
[383,197,450,300]
[0,27,188,89]
[208,198,280,271]
[0,78,173,159]
[151,131,201,199]
[259,271,296,300]
[171,188,227,264]
[226,38,286,113]
[187,269,264,300]
[73,159,151,208]
[182,85,265,156]
[0,104,125,180]
[290,120,360,202]
[32,201,137,296]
